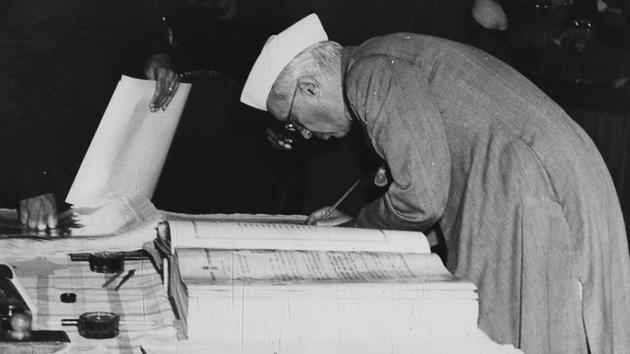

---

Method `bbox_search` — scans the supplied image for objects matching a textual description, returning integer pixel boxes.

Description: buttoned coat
[345,33,630,353]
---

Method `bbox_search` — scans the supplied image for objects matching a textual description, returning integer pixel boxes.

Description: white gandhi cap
[240,13,328,111]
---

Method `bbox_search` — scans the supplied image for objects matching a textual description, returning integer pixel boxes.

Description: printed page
[66,75,191,207]
[169,219,430,254]
[163,211,308,224]
[177,248,457,285]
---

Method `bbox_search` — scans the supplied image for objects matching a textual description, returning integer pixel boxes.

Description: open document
[165,217,430,254]
[66,75,191,207]
[162,220,521,353]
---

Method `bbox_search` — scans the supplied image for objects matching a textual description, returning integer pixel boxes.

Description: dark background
[1,0,628,236]
[156,0,630,236]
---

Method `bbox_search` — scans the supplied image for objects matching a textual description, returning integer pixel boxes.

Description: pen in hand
[323,179,361,220]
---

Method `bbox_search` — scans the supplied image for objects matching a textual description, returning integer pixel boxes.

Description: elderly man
[240,14,630,353]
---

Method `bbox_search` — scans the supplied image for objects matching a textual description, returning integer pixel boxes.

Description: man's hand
[144,53,179,112]
[306,206,353,226]
[19,193,58,230]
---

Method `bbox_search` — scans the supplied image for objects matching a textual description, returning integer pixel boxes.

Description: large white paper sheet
[66,75,191,207]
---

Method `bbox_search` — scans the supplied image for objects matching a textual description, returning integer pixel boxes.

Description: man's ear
[297,77,319,97]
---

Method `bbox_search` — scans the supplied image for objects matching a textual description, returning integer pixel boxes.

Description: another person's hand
[19,193,58,230]
[144,53,179,112]
[306,206,353,226]
[266,127,295,150]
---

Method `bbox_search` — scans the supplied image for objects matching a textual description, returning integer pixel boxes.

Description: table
[5,256,177,353]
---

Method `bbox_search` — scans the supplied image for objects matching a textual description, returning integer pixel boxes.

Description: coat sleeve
[345,55,451,231]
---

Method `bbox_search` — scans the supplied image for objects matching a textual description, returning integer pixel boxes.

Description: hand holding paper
[144,54,180,112]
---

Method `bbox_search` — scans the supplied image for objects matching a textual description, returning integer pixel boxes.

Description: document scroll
[66,76,191,207]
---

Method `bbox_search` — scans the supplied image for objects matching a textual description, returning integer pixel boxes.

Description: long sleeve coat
[344,33,630,353]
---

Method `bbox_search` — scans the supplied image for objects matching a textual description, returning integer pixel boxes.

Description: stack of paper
[173,248,477,343]
[163,218,521,353]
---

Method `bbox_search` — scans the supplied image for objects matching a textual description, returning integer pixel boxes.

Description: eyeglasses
[283,84,312,139]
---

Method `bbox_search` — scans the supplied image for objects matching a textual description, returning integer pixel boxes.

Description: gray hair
[268,40,342,105]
